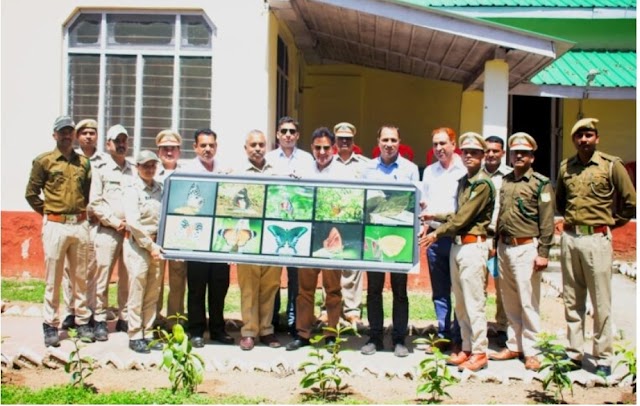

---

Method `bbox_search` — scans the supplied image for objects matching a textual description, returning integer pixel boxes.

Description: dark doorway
[511,95,553,178]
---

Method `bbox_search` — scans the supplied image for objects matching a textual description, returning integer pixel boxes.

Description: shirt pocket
[590,173,614,197]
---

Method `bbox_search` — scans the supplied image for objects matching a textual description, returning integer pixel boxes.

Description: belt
[454,234,486,245]
[564,224,608,236]
[124,230,156,242]
[46,212,87,224]
[500,235,534,246]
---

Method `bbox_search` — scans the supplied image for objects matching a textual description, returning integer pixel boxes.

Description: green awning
[397,0,635,7]
[530,50,636,87]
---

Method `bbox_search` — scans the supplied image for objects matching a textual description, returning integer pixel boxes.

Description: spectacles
[313,145,332,151]
[337,137,353,142]
[279,128,297,135]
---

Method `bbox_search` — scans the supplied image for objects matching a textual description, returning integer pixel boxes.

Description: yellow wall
[300,64,463,166]
[460,91,485,134]
[562,99,637,163]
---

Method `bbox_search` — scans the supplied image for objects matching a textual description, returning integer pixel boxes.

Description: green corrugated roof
[531,51,636,87]
[398,0,635,7]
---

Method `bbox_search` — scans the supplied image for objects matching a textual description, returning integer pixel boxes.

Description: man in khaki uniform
[154,129,187,328]
[420,132,494,372]
[89,124,136,340]
[489,133,555,371]
[556,118,636,376]
[25,115,94,346]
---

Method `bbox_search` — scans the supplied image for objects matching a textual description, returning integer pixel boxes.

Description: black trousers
[366,271,408,344]
[187,261,230,338]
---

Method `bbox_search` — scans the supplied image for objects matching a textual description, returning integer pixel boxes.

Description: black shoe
[115,319,128,332]
[129,339,150,354]
[286,338,310,351]
[94,321,109,342]
[211,331,234,345]
[496,331,508,348]
[144,338,164,351]
[361,340,384,355]
[564,357,582,372]
[595,365,611,377]
[191,336,205,348]
[43,323,60,347]
[61,315,76,330]
[76,324,96,343]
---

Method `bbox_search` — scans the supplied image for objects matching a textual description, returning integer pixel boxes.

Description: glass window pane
[107,14,174,47]
[68,54,100,120]
[105,56,136,156]
[179,57,212,158]
[141,56,174,152]
[181,15,212,49]
[69,14,101,46]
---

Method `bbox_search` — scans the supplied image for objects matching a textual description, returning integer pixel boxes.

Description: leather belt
[454,234,486,245]
[564,224,608,236]
[501,235,534,246]
[46,212,87,224]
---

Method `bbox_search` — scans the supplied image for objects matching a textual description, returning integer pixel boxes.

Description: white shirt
[421,154,466,228]
[179,157,228,174]
[265,147,314,176]
[301,157,350,180]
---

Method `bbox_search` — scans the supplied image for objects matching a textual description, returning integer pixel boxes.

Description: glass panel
[105,56,136,155]
[141,56,174,152]
[181,15,212,49]
[107,14,174,47]
[179,57,212,158]
[69,14,101,46]
[68,54,100,120]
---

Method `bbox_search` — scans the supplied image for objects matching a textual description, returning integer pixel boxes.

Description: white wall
[1,0,271,211]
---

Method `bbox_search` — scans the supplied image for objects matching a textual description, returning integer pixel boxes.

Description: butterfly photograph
[311,223,363,260]
[264,185,314,221]
[314,187,365,223]
[211,218,262,254]
[363,225,414,263]
[261,220,311,257]
[167,180,216,216]
[365,189,416,226]
[215,183,265,218]
[162,215,213,251]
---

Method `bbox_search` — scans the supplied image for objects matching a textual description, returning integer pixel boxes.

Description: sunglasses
[279,128,297,135]
[313,145,332,151]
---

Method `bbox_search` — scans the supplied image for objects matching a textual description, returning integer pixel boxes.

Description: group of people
[27,115,635,375]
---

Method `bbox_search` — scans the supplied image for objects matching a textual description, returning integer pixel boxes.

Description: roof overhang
[511,83,636,100]
[269,0,574,90]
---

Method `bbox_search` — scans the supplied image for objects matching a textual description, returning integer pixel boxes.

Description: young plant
[299,325,353,401]
[614,342,636,393]
[414,335,457,403]
[152,314,205,394]
[64,328,95,387]
[535,332,574,403]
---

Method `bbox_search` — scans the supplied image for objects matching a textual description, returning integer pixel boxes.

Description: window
[66,12,214,158]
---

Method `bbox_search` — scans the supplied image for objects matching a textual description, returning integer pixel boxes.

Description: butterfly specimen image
[167,180,216,216]
[173,182,205,215]
[233,188,251,210]
[265,185,314,220]
[179,218,204,241]
[363,225,414,263]
[217,219,257,252]
[216,183,264,217]
[365,190,415,225]
[311,223,363,259]
[364,235,406,260]
[212,218,261,253]
[267,224,308,255]
[315,187,365,223]
[162,215,213,251]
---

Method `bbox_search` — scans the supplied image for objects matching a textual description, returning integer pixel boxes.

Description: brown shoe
[259,334,282,348]
[525,356,541,371]
[458,353,488,372]
[446,350,471,366]
[450,342,462,355]
[240,336,255,351]
[489,348,523,361]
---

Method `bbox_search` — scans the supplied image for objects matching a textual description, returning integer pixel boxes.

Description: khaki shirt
[434,169,494,238]
[335,153,369,179]
[88,156,136,228]
[235,159,279,175]
[483,164,513,237]
[556,150,636,227]
[123,176,163,252]
[498,168,555,258]
[25,148,91,215]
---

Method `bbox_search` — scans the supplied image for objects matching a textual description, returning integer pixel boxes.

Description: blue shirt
[362,155,419,182]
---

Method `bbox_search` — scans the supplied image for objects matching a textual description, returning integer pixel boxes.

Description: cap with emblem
[459,132,487,151]
[571,118,599,136]
[136,150,160,165]
[106,124,128,141]
[53,115,75,132]
[75,119,98,132]
[333,122,356,137]
[155,129,182,147]
[508,132,538,151]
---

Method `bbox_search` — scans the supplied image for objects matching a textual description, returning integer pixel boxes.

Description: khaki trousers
[94,225,128,322]
[561,231,613,364]
[297,268,342,339]
[450,242,489,353]
[42,219,91,326]
[62,223,98,317]
[123,237,163,340]
[497,242,541,356]
[156,260,187,321]
[341,269,363,317]
[237,263,281,337]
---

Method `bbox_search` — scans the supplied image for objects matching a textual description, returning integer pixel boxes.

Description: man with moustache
[488,133,554,371]
[25,116,93,346]
[420,132,495,372]
[360,125,419,358]
[556,118,636,376]
[89,124,136,341]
